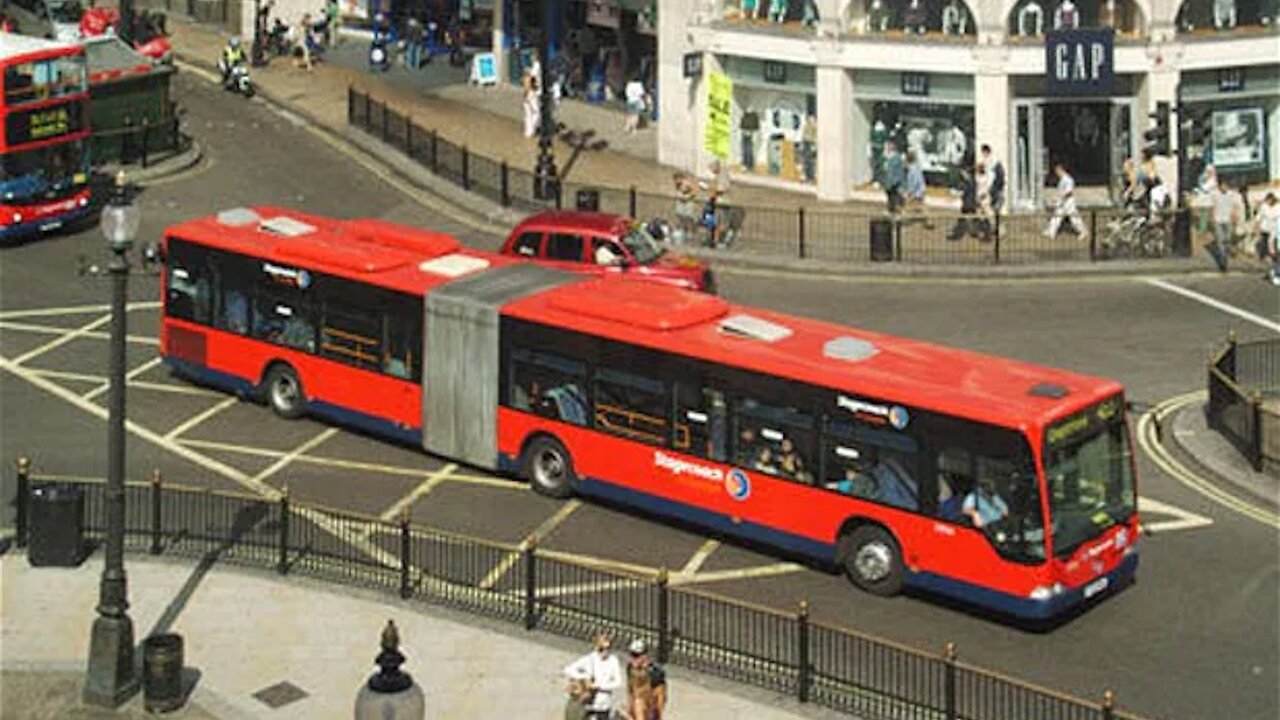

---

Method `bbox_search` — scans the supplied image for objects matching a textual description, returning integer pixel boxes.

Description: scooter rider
[219,36,247,85]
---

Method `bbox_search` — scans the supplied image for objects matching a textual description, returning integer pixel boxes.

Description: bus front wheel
[524,436,576,499]
[264,364,306,420]
[839,525,904,597]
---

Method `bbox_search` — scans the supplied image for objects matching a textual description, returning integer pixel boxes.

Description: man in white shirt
[564,633,623,719]
[1046,163,1087,240]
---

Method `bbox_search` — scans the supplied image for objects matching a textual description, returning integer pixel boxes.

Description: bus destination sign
[1046,394,1123,448]
[5,100,85,146]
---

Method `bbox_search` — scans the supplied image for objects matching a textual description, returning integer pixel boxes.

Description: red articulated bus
[160,207,1139,620]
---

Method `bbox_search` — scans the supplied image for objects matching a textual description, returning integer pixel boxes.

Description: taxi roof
[514,210,631,236]
[502,279,1122,432]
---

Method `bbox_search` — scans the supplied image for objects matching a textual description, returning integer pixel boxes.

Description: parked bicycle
[1100,211,1169,259]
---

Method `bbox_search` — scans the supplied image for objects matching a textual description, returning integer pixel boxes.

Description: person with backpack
[623,639,668,720]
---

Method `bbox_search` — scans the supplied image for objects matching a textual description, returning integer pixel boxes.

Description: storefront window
[845,0,976,37]
[720,58,818,185]
[869,102,974,188]
[723,0,820,29]
[1177,0,1279,34]
[1007,0,1144,38]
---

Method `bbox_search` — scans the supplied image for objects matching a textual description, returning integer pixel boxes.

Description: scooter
[225,64,255,98]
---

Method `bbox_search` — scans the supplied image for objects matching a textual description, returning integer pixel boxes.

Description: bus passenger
[735,427,759,466]
[753,446,777,475]
[777,437,806,481]
[963,477,1009,528]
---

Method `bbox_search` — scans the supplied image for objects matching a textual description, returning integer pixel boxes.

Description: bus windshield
[0,140,88,202]
[1044,411,1136,559]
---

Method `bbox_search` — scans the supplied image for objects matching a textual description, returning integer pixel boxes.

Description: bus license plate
[1083,576,1109,599]
[39,221,62,232]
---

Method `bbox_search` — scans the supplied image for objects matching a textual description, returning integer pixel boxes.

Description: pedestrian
[405,17,424,70]
[564,633,623,720]
[904,151,931,228]
[523,65,541,138]
[1209,178,1242,272]
[326,0,341,46]
[1254,192,1279,263]
[624,77,645,134]
[673,172,698,244]
[296,12,314,71]
[1045,163,1087,240]
[980,143,1005,216]
[624,639,668,720]
[702,159,731,247]
[974,162,993,242]
[946,165,978,241]
[801,113,817,183]
[881,140,905,215]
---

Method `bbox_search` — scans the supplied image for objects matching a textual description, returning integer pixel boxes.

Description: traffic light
[1144,101,1171,157]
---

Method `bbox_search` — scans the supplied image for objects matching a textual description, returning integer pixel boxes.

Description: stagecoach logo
[837,395,911,430]
[654,451,724,482]
[262,262,311,289]
[725,469,751,501]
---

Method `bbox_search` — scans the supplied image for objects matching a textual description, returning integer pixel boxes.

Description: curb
[170,30,1262,279]
[98,137,205,186]
[1165,400,1280,510]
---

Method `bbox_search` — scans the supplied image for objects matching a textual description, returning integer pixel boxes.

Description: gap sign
[1045,29,1114,96]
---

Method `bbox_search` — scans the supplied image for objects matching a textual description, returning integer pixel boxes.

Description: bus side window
[218,288,249,336]
[734,396,815,484]
[252,291,315,353]
[165,242,211,325]
[935,448,972,522]
[509,347,588,426]
[592,367,668,447]
[674,382,727,462]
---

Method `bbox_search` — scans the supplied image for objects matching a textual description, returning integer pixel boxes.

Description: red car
[500,211,715,293]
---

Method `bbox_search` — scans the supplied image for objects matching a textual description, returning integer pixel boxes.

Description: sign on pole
[705,72,732,160]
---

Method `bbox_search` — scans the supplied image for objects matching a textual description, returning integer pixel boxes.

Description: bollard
[629,185,638,219]
[364,91,372,132]
[15,457,30,548]
[462,146,470,191]
[993,215,1002,264]
[523,536,537,630]
[143,633,185,713]
[655,567,670,664]
[796,599,811,703]
[429,130,439,173]
[1089,209,1099,260]
[500,161,510,207]
[399,508,412,599]
[150,469,163,555]
[277,485,290,575]
[348,85,356,124]
[797,207,807,259]
[405,115,413,155]
[943,642,958,720]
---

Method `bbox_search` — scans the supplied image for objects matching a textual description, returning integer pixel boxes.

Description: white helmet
[229,36,241,48]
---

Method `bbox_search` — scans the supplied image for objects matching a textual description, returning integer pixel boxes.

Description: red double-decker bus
[0,34,91,241]
[160,207,1139,619]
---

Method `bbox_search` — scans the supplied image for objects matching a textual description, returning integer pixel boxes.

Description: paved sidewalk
[1,552,842,720]
[1168,399,1280,507]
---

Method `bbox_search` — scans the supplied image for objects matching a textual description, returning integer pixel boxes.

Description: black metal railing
[9,460,1154,720]
[91,115,189,169]
[347,87,1193,267]
[1206,334,1280,472]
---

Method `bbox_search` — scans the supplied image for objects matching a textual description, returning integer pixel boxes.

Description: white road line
[669,562,804,587]
[24,368,102,383]
[251,428,340,484]
[0,320,159,346]
[1143,278,1280,333]
[377,463,458,522]
[0,354,278,498]
[1140,497,1214,534]
[10,314,113,366]
[164,396,240,441]
[82,357,164,401]
[680,539,721,577]
[25,368,218,397]
[478,501,581,590]
[0,301,161,321]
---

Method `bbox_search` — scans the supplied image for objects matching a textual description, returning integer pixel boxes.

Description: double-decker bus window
[592,367,668,447]
[821,417,920,511]
[320,305,380,371]
[673,382,728,461]
[733,396,815,483]
[509,347,588,426]
[165,240,212,325]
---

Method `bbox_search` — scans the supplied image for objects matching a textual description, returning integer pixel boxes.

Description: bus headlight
[1029,583,1065,601]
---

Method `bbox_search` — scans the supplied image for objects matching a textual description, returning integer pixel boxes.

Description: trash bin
[144,633,185,713]
[870,218,895,262]
[576,189,600,212]
[27,484,84,567]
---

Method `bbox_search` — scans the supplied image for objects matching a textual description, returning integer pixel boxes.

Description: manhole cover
[252,680,309,709]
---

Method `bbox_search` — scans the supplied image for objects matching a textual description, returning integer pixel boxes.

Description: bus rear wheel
[839,525,904,597]
[264,364,306,420]
[523,436,576,499]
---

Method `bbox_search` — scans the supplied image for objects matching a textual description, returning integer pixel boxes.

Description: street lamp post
[533,1,559,202]
[84,172,142,708]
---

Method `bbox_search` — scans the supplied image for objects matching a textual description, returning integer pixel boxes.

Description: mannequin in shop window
[903,0,928,34]
[867,0,892,33]
[942,0,969,34]
[770,0,791,23]
[1099,0,1119,29]
[1213,0,1237,29]
[1053,0,1080,29]
[1018,1,1045,36]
